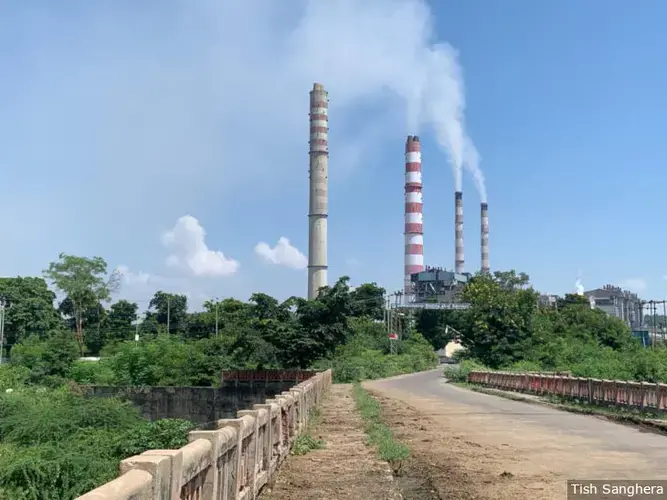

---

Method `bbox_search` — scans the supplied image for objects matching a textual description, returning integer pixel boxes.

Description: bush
[114,418,194,457]
[11,332,79,382]
[0,364,30,391]
[68,360,117,385]
[443,359,486,382]
[0,386,194,499]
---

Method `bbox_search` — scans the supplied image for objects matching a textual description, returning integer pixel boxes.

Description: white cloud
[618,278,647,294]
[116,265,151,285]
[255,237,307,270]
[161,215,239,277]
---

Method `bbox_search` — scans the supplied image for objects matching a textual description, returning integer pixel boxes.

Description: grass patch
[291,435,325,456]
[352,383,410,475]
[290,404,326,456]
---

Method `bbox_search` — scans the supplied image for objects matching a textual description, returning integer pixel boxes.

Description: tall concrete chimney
[454,191,464,274]
[481,202,490,274]
[404,136,424,295]
[307,83,329,299]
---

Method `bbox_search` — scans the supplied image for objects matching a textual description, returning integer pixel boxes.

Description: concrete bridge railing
[468,370,667,411]
[78,369,332,500]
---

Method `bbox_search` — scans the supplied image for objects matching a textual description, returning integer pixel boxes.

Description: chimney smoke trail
[455,191,464,274]
[307,83,328,300]
[404,135,424,295]
[481,202,489,274]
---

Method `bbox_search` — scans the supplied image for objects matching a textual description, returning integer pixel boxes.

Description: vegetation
[420,270,667,384]
[3,250,660,498]
[0,252,440,499]
[0,381,193,500]
[352,383,410,474]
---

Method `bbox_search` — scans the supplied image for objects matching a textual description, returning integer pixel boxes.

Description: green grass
[291,435,325,456]
[290,404,325,456]
[352,383,410,474]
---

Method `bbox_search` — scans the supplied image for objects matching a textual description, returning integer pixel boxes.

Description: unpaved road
[366,370,667,499]
[261,384,402,500]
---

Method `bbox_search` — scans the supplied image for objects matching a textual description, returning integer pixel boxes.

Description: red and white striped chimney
[404,136,424,295]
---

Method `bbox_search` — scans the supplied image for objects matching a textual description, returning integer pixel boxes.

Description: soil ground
[260,384,402,500]
[263,371,667,500]
[366,387,562,499]
[366,371,667,500]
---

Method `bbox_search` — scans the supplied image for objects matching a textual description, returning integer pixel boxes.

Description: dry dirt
[366,387,562,499]
[260,384,402,500]
[365,381,667,500]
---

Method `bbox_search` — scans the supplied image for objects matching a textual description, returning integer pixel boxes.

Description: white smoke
[412,44,486,200]
[291,0,487,201]
[575,272,584,295]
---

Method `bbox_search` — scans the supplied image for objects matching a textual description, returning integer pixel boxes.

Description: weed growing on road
[291,406,325,456]
[352,383,410,474]
[292,435,325,456]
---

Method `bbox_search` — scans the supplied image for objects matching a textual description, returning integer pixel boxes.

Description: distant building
[584,285,643,328]
[538,294,559,307]
[409,266,470,304]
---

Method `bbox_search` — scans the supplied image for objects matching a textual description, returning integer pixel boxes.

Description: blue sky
[2,0,666,308]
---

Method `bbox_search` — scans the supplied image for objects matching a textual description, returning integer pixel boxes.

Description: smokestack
[307,83,329,300]
[455,191,464,274]
[404,136,424,295]
[481,202,489,274]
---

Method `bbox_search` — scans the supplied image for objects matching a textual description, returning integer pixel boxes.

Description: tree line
[1,252,440,387]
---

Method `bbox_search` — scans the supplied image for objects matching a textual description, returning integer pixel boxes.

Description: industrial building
[584,285,644,329]
[406,267,471,307]
[400,133,489,308]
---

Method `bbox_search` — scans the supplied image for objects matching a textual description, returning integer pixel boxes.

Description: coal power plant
[305,83,489,304]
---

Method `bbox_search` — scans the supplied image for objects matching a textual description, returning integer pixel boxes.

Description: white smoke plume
[575,271,584,295]
[411,43,486,200]
[291,0,486,201]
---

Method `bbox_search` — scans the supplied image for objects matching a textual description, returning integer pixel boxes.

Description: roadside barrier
[468,371,667,411]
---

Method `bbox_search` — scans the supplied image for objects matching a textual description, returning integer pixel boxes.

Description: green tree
[289,277,354,368]
[459,271,539,368]
[43,254,119,355]
[0,277,63,352]
[415,309,465,350]
[104,300,139,342]
[147,291,188,334]
[349,282,385,320]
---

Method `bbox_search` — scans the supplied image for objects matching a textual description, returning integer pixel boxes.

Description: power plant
[305,83,489,304]
[307,83,329,300]
[404,136,425,294]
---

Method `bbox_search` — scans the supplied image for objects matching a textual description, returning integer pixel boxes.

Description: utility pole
[135,312,141,342]
[385,292,397,354]
[166,298,171,334]
[0,298,5,364]
[215,297,219,337]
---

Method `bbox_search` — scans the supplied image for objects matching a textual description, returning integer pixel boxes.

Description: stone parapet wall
[468,371,667,410]
[78,369,332,500]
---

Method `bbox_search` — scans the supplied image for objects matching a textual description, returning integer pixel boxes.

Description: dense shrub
[0,386,193,499]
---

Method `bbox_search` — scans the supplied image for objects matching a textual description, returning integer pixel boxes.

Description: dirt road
[365,370,667,499]
[260,384,401,500]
